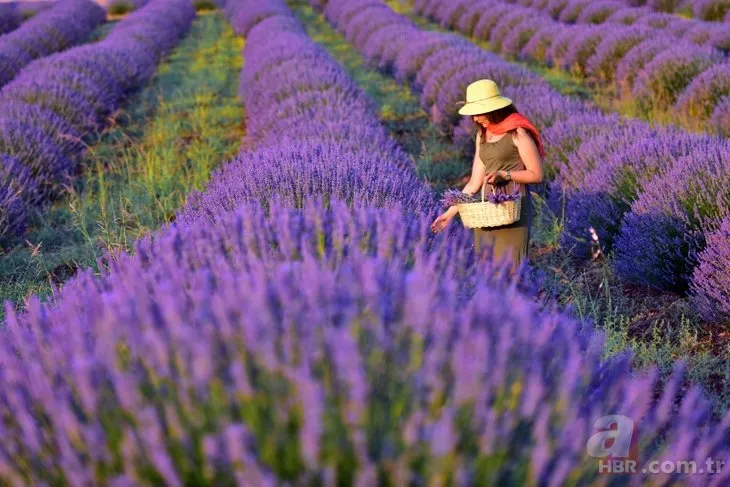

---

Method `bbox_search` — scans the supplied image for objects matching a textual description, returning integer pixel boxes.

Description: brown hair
[473,103,519,141]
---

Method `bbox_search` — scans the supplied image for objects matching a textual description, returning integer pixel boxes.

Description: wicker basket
[457,183,521,229]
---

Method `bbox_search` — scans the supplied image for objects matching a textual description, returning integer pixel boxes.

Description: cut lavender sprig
[440,189,478,207]
[440,187,520,207]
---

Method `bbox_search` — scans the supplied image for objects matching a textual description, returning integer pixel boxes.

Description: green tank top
[479,132,532,228]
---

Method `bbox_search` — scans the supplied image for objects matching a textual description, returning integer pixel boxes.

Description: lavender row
[0,0,106,89]
[2,0,729,483]
[424,0,730,51]
[616,0,729,22]
[493,0,729,30]
[413,0,730,134]
[0,3,22,35]
[0,0,196,243]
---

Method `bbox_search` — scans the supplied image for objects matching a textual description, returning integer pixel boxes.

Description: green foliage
[108,1,135,16]
[195,0,218,12]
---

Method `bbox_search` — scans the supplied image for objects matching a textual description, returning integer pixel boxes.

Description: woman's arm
[440,134,487,220]
[485,128,544,185]
[463,132,488,194]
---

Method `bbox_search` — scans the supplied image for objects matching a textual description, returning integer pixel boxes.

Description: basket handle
[480,182,496,203]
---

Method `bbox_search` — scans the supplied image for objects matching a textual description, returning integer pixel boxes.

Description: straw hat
[457,79,512,116]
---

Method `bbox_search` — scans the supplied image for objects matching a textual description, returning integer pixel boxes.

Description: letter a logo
[586,415,634,458]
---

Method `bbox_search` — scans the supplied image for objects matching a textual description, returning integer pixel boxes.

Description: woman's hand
[484,170,508,185]
[431,210,455,233]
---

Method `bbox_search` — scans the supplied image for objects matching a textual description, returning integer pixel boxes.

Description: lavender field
[1,0,730,484]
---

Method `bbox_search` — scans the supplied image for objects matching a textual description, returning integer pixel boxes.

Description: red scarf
[488,113,546,159]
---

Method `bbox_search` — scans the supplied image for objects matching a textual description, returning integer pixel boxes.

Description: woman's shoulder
[511,127,528,138]
[511,127,532,145]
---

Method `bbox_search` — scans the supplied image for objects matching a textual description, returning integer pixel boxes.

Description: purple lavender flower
[0,154,40,241]
[440,189,478,207]
[614,36,676,94]
[614,141,730,290]
[0,117,74,195]
[585,26,653,81]
[690,215,730,321]
[501,17,549,57]
[487,9,534,52]
[710,95,730,137]
[693,0,730,21]
[546,25,584,67]
[558,0,593,23]
[472,3,513,40]
[675,63,730,119]
[0,0,106,88]
[456,1,488,36]
[520,24,563,63]
[560,25,612,75]
[562,130,719,257]
[682,22,730,52]
[632,44,723,109]
[576,1,623,23]
[0,3,22,35]
[605,6,653,24]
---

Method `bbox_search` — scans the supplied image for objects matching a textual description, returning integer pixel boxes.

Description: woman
[431,79,545,270]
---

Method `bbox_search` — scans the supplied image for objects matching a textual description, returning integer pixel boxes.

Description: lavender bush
[546,0,571,18]
[0,0,105,88]
[585,26,653,80]
[631,44,724,109]
[614,141,730,290]
[576,1,623,23]
[546,25,584,67]
[0,3,22,35]
[693,0,730,21]
[562,131,721,257]
[0,154,39,240]
[605,6,653,24]
[614,36,677,94]
[434,0,470,29]
[711,95,730,136]
[560,25,612,75]
[472,3,512,40]
[558,0,592,23]
[683,22,730,52]
[691,215,730,322]
[456,2,487,35]
[520,24,563,62]
[675,63,730,119]
[487,9,533,52]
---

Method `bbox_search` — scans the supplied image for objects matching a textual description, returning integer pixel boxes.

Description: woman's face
[472,114,489,127]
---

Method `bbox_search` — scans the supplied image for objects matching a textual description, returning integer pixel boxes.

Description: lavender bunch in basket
[440,189,478,207]
[487,189,521,204]
[441,187,520,207]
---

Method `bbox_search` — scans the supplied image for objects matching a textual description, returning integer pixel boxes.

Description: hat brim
[458,96,513,116]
